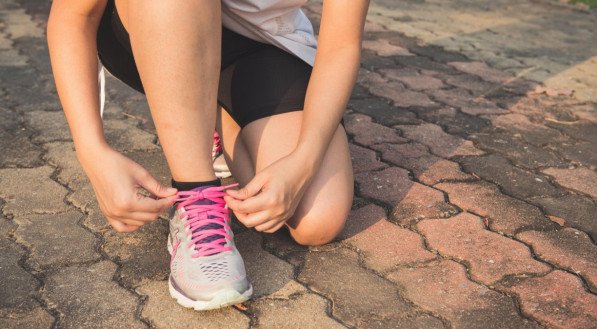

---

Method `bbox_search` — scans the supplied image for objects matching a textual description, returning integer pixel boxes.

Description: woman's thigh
[219,109,354,246]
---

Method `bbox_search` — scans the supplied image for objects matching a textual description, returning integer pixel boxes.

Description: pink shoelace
[174,183,238,257]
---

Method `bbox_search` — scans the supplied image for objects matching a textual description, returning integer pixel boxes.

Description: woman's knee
[287,206,350,247]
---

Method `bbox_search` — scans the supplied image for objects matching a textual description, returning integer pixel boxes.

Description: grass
[568,0,597,8]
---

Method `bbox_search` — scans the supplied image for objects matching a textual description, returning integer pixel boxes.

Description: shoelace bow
[174,183,238,257]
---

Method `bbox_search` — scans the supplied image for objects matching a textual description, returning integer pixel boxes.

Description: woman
[47,0,368,310]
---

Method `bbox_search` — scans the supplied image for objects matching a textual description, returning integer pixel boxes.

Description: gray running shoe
[167,184,252,310]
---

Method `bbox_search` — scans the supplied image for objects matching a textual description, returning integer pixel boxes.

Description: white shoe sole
[168,278,252,311]
[166,235,252,311]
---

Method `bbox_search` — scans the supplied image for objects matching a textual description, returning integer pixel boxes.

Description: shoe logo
[170,229,181,268]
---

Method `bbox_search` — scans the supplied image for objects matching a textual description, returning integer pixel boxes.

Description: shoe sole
[166,235,252,311]
[168,277,252,311]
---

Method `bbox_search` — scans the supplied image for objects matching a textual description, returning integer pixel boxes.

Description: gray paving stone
[396,123,484,158]
[0,128,42,167]
[297,247,437,327]
[530,194,597,241]
[236,231,295,298]
[0,166,69,216]
[44,261,145,329]
[103,118,159,153]
[24,111,71,143]
[250,292,344,329]
[348,97,421,126]
[457,154,564,199]
[417,107,491,137]
[137,280,249,329]
[102,219,170,288]
[0,307,54,329]
[344,113,407,146]
[348,143,388,174]
[43,142,86,188]
[0,237,39,310]
[14,211,100,269]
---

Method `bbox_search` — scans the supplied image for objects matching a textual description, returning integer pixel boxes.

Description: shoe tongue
[188,186,225,247]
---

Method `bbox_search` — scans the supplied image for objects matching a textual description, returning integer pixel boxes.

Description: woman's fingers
[237,210,275,228]
[134,194,177,213]
[254,218,285,233]
[108,219,141,233]
[225,193,271,214]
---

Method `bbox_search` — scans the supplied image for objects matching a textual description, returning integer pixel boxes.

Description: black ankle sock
[171,178,221,191]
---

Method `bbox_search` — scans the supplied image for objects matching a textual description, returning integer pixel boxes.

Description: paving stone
[387,260,540,329]
[426,89,506,116]
[102,219,170,288]
[0,237,39,310]
[14,211,100,269]
[348,143,388,174]
[542,167,597,199]
[0,128,42,168]
[497,271,597,329]
[355,167,458,225]
[344,113,407,146]
[470,132,568,170]
[236,231,294,298]
[517,228,597,293]
[137,280,249,329]
[360,49,397,70]
[554,141,597,168]
[448,61,512,83]
[368,80,438,108]
[250,292,343,329]
[0,307,54,329]
[489,113,567,146]
[417,106,491,137]
[24,111,71,143]
[396,123,484,158]
[435,181,558,235]
[348,97,421,126]
[395,56,459,74]
[339,204,435,273]
[381,71,445,91]
[418,213,550,285]
[103,118,159,152]
[298,248,421,327]
[372,142,474,185]
[546,121,597,144]
[531,195,597,241]
[45,261,145,329]
[43,142,87,189]
[0,166,69,216]
[362,38,412,56]
[457,154,563,199]
[444,74,497,94]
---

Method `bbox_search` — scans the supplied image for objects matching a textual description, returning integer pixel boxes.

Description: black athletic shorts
[96,0,313,129]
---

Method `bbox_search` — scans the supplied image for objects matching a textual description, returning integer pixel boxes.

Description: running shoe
[167,184,252,310]
[212,131,232,178]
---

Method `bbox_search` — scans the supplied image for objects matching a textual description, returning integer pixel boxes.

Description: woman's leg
[115,0,221,182]
[219,110,354,246]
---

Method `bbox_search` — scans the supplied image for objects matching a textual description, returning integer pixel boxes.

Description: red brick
[368,81,437,108]
[396,123,484,158]
[498,271,597,329]
[448,61,512,83]
[517,228,597,293]
[344,113,407,146]
[362,39,413,56]
[542,167,597,199]
[417,159,474,185]
[355,167,458,225]
[357,68,387,86]
[387,260,539,328]
[339,204,436,272]
[435,181,557,235]
[418,213,550,284]
[348,144,388,174]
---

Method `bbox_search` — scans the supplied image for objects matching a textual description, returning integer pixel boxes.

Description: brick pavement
[1,0,596,328]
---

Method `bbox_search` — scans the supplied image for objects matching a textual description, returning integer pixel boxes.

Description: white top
[221,0,318,66]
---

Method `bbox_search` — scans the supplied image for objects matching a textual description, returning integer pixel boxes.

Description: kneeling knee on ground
[287,211,347,247]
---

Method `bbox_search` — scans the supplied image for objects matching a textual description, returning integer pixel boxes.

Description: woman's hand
[224,152,315,233]
[79,144,178,233]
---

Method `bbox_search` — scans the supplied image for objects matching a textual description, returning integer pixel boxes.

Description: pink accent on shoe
[174,183,238,257]
[212,131,223,157]
[170,236,181,268]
